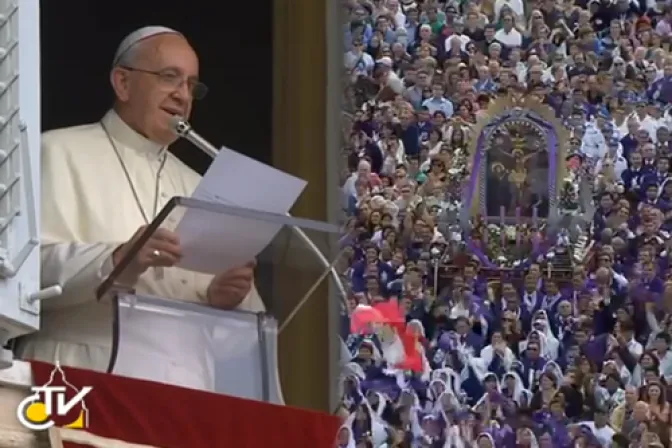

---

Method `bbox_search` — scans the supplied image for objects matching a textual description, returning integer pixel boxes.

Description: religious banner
[26,361,339,448]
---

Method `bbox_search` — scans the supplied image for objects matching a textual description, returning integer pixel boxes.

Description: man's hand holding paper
[206,261,256,310]
[112,226,183,282]
[114,225,256,310]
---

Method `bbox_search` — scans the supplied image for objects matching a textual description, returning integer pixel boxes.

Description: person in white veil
[343,362,367,382]
[479,330,516,371]
[434,390,462,422]
[530,311,560,360]
[544,361,564,387]
[432,391,464,448]
[396,394,424,443]
[407,319,433,382]
[474,432,496,448]
[425,379,447,412]
[444,425,466,448]
[365,389,390,419]
[336,422,356,448]
[432,366,463,390]
[349,401,388,447]
[417,415,445,446]
[473,373,510,424]
[501,370,533,409]
[515,427,540,448]
[519,329,551,360]
[432,366,466,404]
[341,372,365,410]
[472,372,501,412]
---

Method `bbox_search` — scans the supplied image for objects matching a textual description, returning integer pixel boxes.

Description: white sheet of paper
[174,146,306,274]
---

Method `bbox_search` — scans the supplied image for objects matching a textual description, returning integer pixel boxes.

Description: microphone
[169,115,219,159]
[169,116,348,332]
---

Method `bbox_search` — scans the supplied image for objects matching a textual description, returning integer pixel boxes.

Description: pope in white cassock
[15,27,265,389]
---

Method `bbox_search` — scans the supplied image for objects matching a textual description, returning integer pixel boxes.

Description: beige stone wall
[0,361,40,448]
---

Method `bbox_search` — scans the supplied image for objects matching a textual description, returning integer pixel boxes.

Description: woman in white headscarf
[352,401,388,447]
[432,366,465,403]
[432,366,462,390]
[479,330,516,371]
[516,427,540,448]
[472,373,508,423]
[343,362,366,382]
[407,319,432,382]
[336,419,356,448]
[474,432,496,448]
[519,329,551,360]
[433,391,464,448]
[501,370,533,409]
[544,361,564,387]
[444,424,466,448]
[365,389,390,419]
[530,310,560,360]
[472,373,501,411]
[398,388,424,440]
[425,379,447,412]
[341,372,364,411]
[434,390,461,422]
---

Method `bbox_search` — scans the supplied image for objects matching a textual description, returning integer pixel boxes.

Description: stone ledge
[0,430,37,448]
[0,361,32,389]
[0,361,36,447]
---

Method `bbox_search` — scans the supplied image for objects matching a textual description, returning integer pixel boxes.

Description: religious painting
[485,124,549,218]
[462,95,569,225]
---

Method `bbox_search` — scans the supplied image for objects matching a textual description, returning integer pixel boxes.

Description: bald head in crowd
[633,401,650,422]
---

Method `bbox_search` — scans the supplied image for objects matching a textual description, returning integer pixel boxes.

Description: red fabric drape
[30,361,340,448]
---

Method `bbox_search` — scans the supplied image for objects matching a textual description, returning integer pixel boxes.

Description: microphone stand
[171,118,347,332]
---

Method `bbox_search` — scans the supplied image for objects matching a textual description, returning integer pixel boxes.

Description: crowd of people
[337,0,672,447]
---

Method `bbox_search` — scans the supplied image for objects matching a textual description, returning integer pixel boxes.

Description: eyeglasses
[120,66,208,100]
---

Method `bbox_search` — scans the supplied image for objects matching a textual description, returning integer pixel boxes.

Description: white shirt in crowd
[494,27,522,47]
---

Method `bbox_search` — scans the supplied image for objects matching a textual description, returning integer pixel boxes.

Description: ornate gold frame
[465,94,570,220]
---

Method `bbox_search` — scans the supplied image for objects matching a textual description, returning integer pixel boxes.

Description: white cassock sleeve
[40,136,121,310]
[40,243,117,310]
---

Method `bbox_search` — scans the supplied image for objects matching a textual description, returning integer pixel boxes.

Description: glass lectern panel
[113,292,283,403]
[96,197,339,399]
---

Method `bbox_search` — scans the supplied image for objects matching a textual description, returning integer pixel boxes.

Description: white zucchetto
[112,26,182,67]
